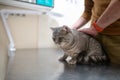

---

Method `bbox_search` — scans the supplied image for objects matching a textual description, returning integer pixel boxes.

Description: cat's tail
[89,55,110,65]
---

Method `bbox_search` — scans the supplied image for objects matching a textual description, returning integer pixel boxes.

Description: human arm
[72,17,88,29]
[72,0,94,29]
[79,0,120,36]
[96,0,120,29]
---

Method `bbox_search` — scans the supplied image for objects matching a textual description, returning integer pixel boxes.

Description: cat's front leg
[83,56,90,64]
[59,54,68,62]
[68,58,77,65]
[68,54,78,65]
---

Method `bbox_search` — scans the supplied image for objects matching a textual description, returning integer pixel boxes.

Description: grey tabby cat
[51,25,109,65]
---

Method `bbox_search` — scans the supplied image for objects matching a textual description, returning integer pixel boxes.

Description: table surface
[6,48,120,80]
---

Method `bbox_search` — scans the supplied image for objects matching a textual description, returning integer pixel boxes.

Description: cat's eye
[59,37,64,42]
[52,37,55,41]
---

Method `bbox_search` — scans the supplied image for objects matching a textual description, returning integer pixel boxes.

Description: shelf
[0,0,53,13]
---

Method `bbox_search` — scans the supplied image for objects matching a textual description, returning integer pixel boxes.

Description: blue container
[36,0,54,7]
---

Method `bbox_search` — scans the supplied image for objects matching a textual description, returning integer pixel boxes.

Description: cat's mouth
[53,37,62,44]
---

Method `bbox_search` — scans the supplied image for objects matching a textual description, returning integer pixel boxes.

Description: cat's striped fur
[51,25,109,65]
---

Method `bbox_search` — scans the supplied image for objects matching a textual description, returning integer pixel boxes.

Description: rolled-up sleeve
[81,0,94,21]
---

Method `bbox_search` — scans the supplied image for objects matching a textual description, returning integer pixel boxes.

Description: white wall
[8,14,39,49]
[0,4,59,49]
[0,0,87,49]
[52,0,84,26]
[0,15,9,80]
[7,13,58,49]
[38,15,58,48]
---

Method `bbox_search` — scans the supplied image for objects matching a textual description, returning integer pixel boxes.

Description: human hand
[71,25,79,30]
[78,26,98,36]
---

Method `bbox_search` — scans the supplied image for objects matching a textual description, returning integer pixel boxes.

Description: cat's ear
[50,27,56,31]
[62,25,71,33]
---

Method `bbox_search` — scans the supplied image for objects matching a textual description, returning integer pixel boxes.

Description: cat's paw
[59,57,66,62]
[68,59,77,65]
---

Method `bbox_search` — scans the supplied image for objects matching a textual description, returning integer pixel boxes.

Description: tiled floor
[6,48,120,80]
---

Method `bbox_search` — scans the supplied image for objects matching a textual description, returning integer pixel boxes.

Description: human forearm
[72,17,88,29]
[78,0,120,36]
[96,0,120,29]
[72,0,93,29]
